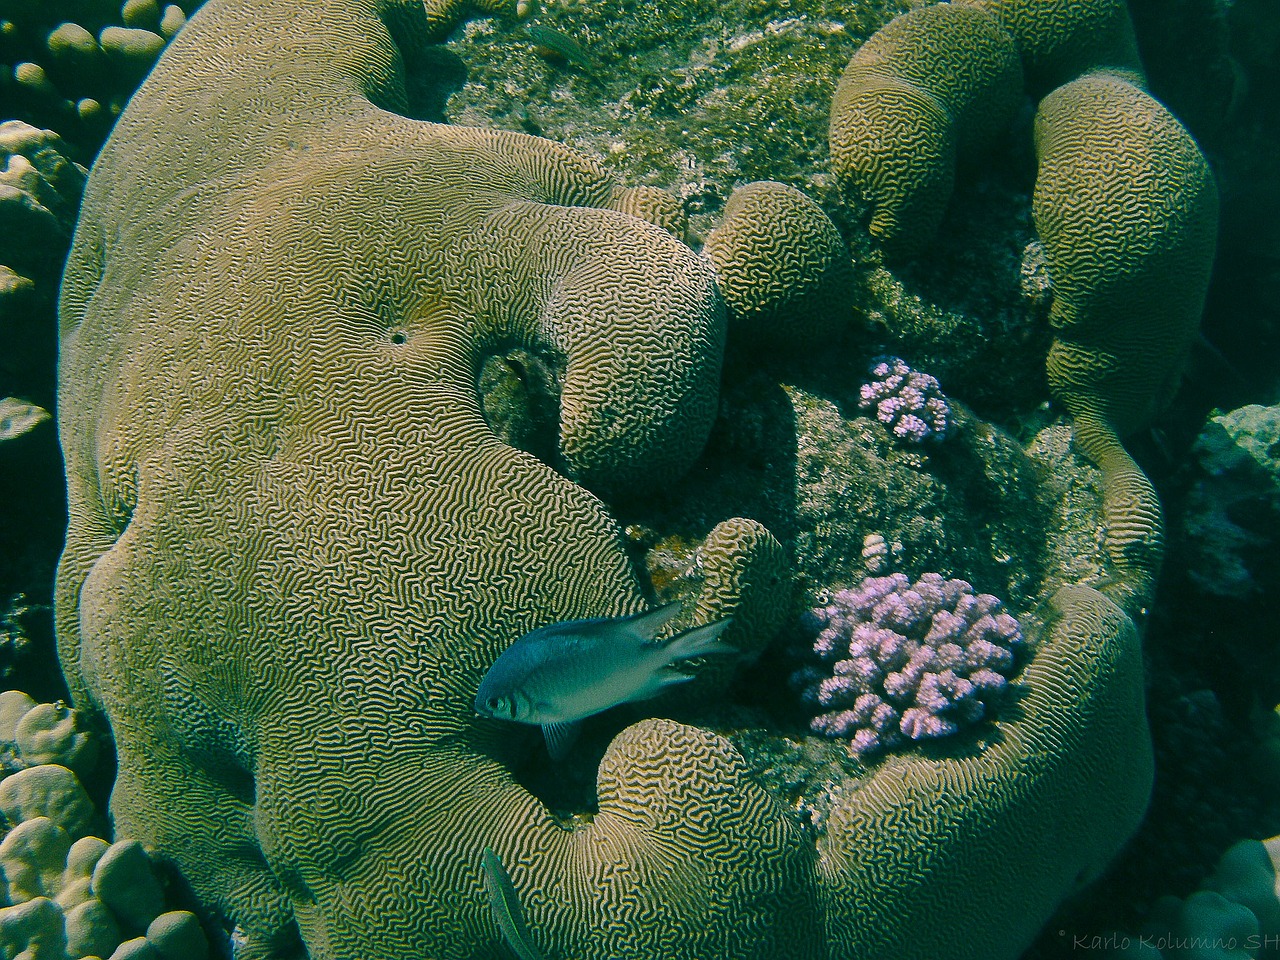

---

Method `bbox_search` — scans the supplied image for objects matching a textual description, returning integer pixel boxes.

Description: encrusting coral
[54,0,1158,956]
[0,122,83,620]
[0,122,86,412]
[1106,836,1280,959]
[828,0,1219,611]
[0,691,211,960]
[0,0,201,158]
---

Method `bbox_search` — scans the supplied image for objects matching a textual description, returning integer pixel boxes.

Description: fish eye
[486,696,512,718]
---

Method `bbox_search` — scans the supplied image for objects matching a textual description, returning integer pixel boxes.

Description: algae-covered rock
[1183,404,1280,597]
[444,0,872,242]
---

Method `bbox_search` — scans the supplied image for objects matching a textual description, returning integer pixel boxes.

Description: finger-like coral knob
[702,181,853,346]
[829,4,1022,258]
[1036,72,1219,441]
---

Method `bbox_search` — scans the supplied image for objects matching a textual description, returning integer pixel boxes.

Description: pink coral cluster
[858,356,950,443]
[793,572,1025,756]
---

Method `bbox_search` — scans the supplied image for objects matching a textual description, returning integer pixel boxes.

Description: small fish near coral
[475,602,734,758]
[482,846,547,960]
[525,23,598,76]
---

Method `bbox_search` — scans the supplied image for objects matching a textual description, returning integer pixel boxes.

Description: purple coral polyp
[794,572,1025,756]
[859,356,950,442]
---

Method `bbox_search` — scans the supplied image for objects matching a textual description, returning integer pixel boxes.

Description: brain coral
[700,180,851,346]
[1035,70,1219,593]
[965,0,1144,92]
[828,0,1219,607]
[828,0,1148,259]
[827,2,1023,258]
[56,0,1155,957]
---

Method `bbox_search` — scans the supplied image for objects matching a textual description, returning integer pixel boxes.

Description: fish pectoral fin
[542,720,581,760]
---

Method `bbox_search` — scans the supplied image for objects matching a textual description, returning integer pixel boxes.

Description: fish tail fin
[624,599,685,641]
[663,617,736,662]
[632,668,697,701]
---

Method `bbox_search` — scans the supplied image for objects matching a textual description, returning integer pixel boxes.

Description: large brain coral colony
[54,0,803,956]
[830,0,1219,611]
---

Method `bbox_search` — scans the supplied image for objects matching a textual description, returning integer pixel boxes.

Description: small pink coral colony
[859,356,950,443]
[792,573,1026,756]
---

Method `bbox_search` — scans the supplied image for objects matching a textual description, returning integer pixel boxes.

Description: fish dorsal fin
[542,720,581,761]
[622,600,684,643]
[481,847,548,960]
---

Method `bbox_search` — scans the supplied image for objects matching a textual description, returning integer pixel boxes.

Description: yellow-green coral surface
[56,0,1153,957]
[1035,71,1219,593]
[828,2,1023,258]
